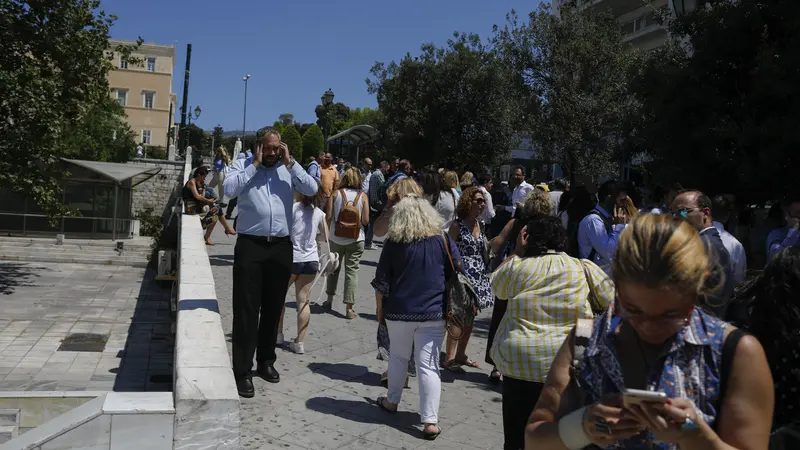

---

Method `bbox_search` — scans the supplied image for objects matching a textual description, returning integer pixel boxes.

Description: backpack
[334,189,363,239]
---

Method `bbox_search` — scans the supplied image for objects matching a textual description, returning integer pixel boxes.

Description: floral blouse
[576,304,729,449]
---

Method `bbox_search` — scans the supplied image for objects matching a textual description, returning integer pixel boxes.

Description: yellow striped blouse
[489,252,614,383]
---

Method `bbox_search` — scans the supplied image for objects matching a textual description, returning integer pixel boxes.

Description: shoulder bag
[442,234,479,340]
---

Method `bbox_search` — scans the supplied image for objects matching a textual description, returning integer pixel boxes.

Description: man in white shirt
[504,166,534,216]
[711,195,747,286]
[476,173,495,226]
[577,181,630,276]
[360,158,373,193]
[136,144,143,159]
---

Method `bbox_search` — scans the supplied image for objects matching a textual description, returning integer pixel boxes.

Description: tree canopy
[631,0,800,201]
[282,124,303,163]
[0,0,141,215]
[367,32,523,168]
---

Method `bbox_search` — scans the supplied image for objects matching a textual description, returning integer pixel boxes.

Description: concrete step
[0,254,149,267]
[0,240,152,252]
[0,246,151,256]
[0,409,19,443]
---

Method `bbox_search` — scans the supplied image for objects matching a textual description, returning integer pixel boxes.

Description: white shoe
[276,333,284,345]
[288,341,305,354]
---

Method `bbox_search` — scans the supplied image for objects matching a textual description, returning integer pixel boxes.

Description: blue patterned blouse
[576,304,729,449]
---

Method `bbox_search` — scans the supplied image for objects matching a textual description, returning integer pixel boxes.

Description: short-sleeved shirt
[490,253,613,382]
[292,202,324,263]
[319,166,339,197]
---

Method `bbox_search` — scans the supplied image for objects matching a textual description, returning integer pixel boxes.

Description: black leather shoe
[256,362,280,383]
[236,375,254,398]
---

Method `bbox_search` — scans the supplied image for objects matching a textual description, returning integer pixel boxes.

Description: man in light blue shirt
[577,181,629,276]
[767,195,800,262]
[223,127,318,398]
[306,152,322,183]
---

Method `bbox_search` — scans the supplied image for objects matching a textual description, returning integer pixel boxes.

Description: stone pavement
[0,261,173,392]
[207,225,505,450]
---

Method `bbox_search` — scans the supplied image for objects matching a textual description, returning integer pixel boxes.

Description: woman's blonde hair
[339,167,361,190]
[387,178,423,203]
[623,196,639,221]
[521,189,552,217]
[387,196,444,243]
[443,171,459,190]
[460,171,475,187]
[612,214,711,298]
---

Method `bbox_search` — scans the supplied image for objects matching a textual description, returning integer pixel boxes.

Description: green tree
[0,0,142,215]
[61,98,137,163]
[492,4,644,181]
[302,124,325,158]
[272,121,285,135]
[183,123,207,151]
[278,113,294,126]
[282,124,303,163]
[367,32,523,167]
[632,0,800,201]
[347,107,383,128]
[212,125,224,151]
[315,102,351,138]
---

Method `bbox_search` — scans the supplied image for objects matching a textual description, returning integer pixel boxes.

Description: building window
[141,129,152,145]
[621,13,658,36]
[115,89,127,107]
[146,57,156,72]
[119,56,128,69]
[143,91,155,109]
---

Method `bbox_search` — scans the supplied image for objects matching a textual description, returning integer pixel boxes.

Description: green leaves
[282,125,303,164]
[302,124,325,159]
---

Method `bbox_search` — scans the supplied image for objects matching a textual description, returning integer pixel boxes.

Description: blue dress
[577,305,728,449]
[457,221,494,309]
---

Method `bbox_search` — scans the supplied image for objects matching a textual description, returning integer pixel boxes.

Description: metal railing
[0,212,135,239]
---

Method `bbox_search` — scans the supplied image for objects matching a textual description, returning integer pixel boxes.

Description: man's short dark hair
[397,159,410,173]
[680,189,712,211]
[379,160,390,169]
[513,165,526,175]
[194,166,209,177]
[553,178,568,191]
[712,195,732,220]
[598,180,619,203]
[478,173,493,186]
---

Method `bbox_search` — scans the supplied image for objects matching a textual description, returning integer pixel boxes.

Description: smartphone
[622,388,667,407]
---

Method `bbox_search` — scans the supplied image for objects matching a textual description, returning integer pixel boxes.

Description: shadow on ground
[113,263,174,392]
[0,262,45,295]
[305,396,422,440]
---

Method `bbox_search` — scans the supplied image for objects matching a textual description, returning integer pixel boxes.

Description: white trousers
[386,319,446,424]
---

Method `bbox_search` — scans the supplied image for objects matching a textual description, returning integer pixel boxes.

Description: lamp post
[184,105,201,162]
[242,74,251,140]
[321,88,335,152]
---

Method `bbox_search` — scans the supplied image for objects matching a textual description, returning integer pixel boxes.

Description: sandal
[376,396,397,414]
[346,310,358,320]
[225,230,237,236]
[422,425,441,441]
[443,360,465,374]
[453,357,480,368]
[489,368,502,385]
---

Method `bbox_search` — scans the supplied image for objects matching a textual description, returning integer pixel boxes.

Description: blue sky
[102,0,543,132]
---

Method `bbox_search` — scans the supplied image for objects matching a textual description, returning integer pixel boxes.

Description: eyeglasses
[672,208,697,218]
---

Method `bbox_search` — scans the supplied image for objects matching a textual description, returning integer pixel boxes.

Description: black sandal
[489,368,501,385]
[443,360,466,374]
[376,396,397,414]
[423,425,441,440]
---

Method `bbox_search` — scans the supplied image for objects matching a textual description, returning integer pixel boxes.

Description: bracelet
[558,407,592,450]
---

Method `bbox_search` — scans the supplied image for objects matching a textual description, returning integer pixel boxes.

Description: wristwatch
[286,158,296,169]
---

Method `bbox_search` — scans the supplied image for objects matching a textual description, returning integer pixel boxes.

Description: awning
[61,158,162,187]
[326,125,380,145]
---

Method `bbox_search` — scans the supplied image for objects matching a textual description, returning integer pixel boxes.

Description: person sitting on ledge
[182,166,236,245]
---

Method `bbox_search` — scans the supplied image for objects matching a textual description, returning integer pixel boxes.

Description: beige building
[555,0,672,51]
[107,40,177,149]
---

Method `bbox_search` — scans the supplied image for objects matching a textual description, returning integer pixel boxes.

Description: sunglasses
[672,208,697,218]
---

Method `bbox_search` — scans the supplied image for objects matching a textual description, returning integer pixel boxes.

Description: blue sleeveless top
[577,305,729,449]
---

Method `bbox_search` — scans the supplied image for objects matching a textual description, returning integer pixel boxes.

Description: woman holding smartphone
[524,214,774,450]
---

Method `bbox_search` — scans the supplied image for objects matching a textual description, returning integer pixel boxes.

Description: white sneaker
[276,333,284,345]
[288,341,305,354]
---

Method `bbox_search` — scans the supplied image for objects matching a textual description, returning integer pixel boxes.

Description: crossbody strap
[441,234,455,272]
[719,328,746,406]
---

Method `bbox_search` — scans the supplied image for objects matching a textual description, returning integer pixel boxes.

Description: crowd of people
[188,128,800,449]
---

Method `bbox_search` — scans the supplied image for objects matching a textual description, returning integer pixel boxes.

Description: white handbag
[310,213,340,303]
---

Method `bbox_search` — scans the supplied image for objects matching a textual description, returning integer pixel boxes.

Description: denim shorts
[292,261,319,275]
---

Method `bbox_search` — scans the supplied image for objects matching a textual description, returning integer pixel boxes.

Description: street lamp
[242,74,251,140]
[183,105,201,159]
[321,88,334,152]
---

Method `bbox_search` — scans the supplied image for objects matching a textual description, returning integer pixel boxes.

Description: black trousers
[502,376,544,450]
[225,197,238,218]
[485,298,508,366]
[231,234,292,377]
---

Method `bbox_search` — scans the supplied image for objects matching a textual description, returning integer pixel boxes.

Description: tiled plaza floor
[0,262,173,392]
[207,224,504,450]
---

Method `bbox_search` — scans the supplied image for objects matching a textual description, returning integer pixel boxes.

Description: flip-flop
[376,396,397,414]
[489,369,502,385]
[442,360,466,374]
[454,357,480,368]
[423,426,441,441]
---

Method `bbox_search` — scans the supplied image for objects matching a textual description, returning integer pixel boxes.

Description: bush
[302,124,324,157]
[282,124,303,163]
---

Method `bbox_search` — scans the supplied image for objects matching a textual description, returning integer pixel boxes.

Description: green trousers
[326,240,365,305]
